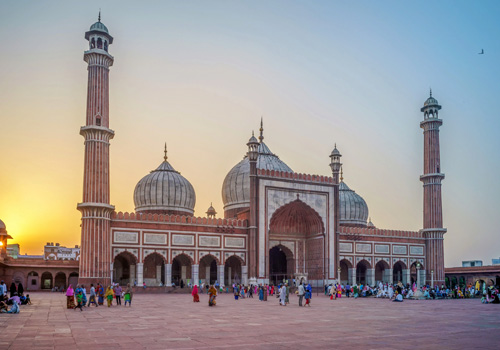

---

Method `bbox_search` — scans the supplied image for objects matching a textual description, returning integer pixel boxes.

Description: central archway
[356,260,371,285]
[199,255,218,285]
[172,254,192,287]
[269,245,294,285]
[113,252,137,286]
[144,253,165,286]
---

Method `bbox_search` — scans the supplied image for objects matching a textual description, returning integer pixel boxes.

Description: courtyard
[0,292,499,349]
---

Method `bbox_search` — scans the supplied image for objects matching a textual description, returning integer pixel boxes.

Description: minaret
[329,144,342,281]
[247,131,259,284]
[77,14,115,286]
[420,89,446,286]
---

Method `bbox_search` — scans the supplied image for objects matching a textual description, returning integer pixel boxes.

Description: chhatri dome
[339,168,369,227]
[222,120,293,215]
[134,144,196,216]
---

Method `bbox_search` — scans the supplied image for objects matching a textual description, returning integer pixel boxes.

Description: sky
[0,0,499,267]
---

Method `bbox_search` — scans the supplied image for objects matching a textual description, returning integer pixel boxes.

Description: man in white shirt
[0,281,6,297]
[298,283,305,306]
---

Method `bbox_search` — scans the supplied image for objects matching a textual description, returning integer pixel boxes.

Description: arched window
[97,38,103,49]
[96,116,101,126]
[91,38,96,49]
[104,41,108,52]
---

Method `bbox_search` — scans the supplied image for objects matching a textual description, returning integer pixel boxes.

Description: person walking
[115,284,122,305]
[346,283,351,298]
[104,286,114,307]
[298,283,305,306]
[279,284,286,306]
[66,285,75,309]
[305,289,311,307]
[192,285,200,302]
[88,284,98,307]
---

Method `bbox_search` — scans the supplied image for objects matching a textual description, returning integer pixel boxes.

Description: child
[305,290,311,307]
[124,284,133,307]
[74,291,83,311]
[24,294,31,305]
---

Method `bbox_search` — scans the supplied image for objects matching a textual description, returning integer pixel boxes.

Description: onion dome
[0,219,5,231]
[222,123,293,214]
[90,21,109,34]
[206,203,217,218]
[134,145,196,215]
[421,89,441,112]
[339,181,369,227]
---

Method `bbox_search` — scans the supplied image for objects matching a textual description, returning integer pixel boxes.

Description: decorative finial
[340,166,344,181]
[430,88,432,97]
[252,130,254,137]
[335,142,337,149]
[296,193,300,200]
[98,9,101,22]
[163,142,168,161]
[259,117,264,143]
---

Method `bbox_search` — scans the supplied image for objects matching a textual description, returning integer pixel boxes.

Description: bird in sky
[478,49,484,54]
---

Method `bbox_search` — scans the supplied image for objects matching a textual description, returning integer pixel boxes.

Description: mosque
[77,17,446,289]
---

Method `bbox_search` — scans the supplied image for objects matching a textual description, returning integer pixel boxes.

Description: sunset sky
[1,1,499,267]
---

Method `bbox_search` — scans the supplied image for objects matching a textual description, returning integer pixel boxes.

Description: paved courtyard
[1,292,499,349]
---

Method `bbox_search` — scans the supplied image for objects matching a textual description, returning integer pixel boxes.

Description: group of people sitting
[0,280,31,314]
[65,283,134,310]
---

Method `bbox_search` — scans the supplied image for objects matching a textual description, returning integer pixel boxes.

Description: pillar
[242,265,248,286]
[181,266,187,282]
[156,265,162,285]
[348,268,356,285]
[165,263,172,287]
[191,264,199,286]
[217,265,225,286]
[419,269,426,287]
[366,268,375,286]
[130,264,136,285]
[136,263,144,285]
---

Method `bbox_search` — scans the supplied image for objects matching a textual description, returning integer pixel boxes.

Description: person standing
[258,285,264,301]
[88,284,98,307]
[66,285,75,309]
[304,289,311,307]
[0,281,6,297]
[17,282,24,297]
[298,283,305,306]
[192,285,200,302]
[346,283,351,298]
[74,290,84,311]
[124,283,133,307]
[279,284,286,306]
[306,283,312,299]
[285,284,290,304]
[208,285,217,306]
[104,286,113,307]
[115,284,122,306]
[9,282,16,298]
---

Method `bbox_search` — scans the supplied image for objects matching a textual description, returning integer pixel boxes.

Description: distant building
[6,244,20,259]
[492,258,500,265]
[462,260,483,267]
[44,242,80,261]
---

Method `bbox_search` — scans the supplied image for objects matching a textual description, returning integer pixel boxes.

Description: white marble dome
[222,141,293,212]
[339,181,369,226]
[134,158,196,215]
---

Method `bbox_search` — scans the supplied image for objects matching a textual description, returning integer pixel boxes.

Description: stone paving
[0,292,499,349]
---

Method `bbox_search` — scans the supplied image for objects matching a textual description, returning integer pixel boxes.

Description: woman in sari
[104,286,114,307]
[336,284,342,299]
[66,285,75,309]
[233,285,239,300]
[98,284,104,305]
[192,285,200,302]
[124,283,133,306]
[208,285,217,306]
[258,285,264,301]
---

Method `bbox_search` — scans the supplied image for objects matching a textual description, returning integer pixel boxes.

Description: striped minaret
[77,14,115,286]
[420,89,446,286]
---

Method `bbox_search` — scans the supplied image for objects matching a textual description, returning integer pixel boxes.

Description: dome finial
[259,117,264,143]
[164,142,168,162]
[430,87,432,97]
[98,9,101,22]
[340,166,344,181]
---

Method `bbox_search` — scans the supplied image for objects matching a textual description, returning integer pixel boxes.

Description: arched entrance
[199,255,218,285]
[225,255,242,286]
[269,198,324,281]
[113,252,137,286]
[172,254,192,287]
[41,272,53,290]
[144,253,165,286]
[393,261,406,284]
[269,245,294,286]
[339,259,352,284]
[356,260,370,285]
[55,272,66,289]
[375,260,390,284]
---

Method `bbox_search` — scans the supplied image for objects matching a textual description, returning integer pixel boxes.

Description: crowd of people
[0,280,31,314]
[64,282,134,311]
